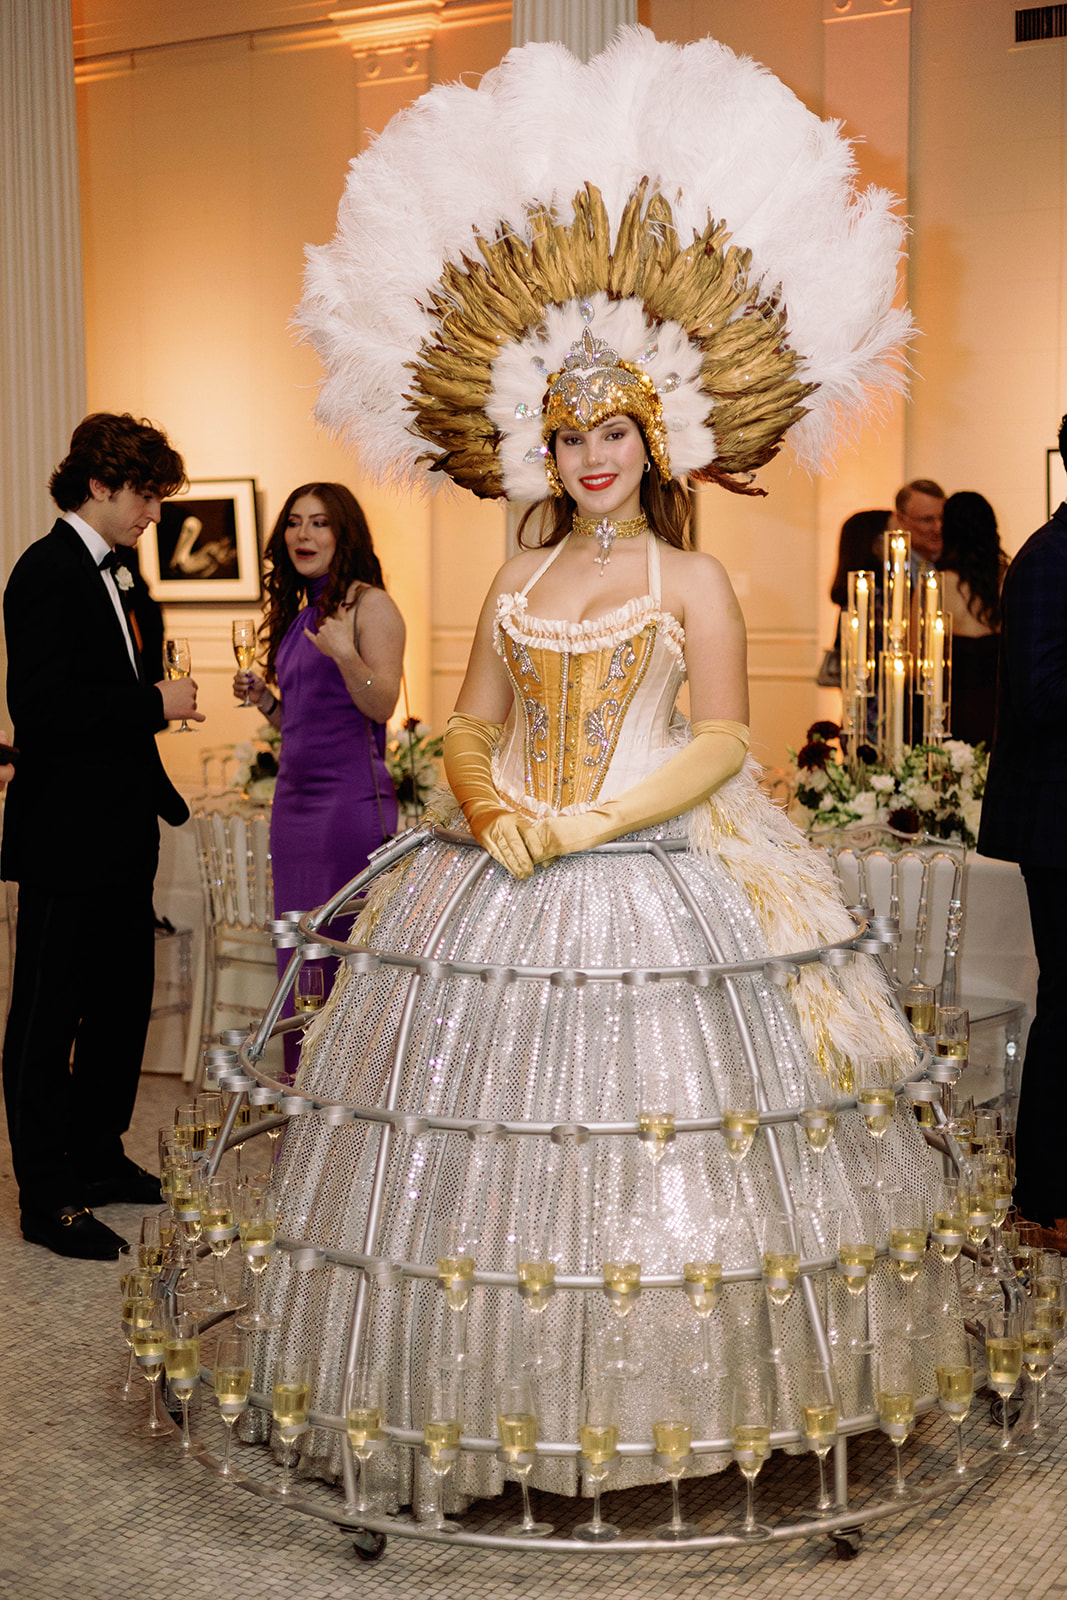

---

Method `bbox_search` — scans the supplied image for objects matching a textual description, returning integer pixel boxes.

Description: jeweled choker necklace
[572,513,649,575]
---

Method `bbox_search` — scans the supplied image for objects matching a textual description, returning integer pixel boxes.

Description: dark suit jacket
[978,501,1067,867]
[2,519,188,889]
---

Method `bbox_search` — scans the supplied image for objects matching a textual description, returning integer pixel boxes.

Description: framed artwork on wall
[1047,449,1067,522]
[141,477,261,604]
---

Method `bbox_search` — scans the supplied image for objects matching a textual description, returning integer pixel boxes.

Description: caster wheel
[352,1530,388,1563]
[830,1529,862,1561]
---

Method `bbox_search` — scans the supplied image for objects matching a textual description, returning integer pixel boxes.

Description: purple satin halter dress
[271,576,397,1073]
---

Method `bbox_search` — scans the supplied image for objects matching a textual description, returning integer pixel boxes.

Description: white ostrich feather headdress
[298,27,911,503]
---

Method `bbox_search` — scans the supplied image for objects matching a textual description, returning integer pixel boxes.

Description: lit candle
[890,537,907,634]
[932,614,945,712]
[855,574,869,690]
[891,653,906,759]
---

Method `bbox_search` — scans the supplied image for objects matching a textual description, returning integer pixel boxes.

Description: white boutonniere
[114,566,133,592]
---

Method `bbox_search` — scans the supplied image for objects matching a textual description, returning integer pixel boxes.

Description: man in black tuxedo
[979,413,1067,1236]
[2,413,204,1259]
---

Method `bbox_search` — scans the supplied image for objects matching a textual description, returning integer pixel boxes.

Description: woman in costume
[235,482,404,1072]
[935,490,1007,748]
[247,31,950,1512]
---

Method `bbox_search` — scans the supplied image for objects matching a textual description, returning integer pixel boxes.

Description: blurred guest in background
[235,482,405,1075]
[936,490,1007,748]
[894,477,946,564]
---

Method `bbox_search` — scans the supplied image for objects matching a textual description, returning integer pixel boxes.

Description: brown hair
[829,509,890,609]
[517,427,694,550]
[49,413,185,510]
[937,491,1008,630]
[894,478,946,517]
[260,483,385,678]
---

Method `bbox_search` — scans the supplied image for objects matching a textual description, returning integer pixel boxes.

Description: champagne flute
[131,1278,170,1439]
[838,1202,877,1352]
[196,1090,223,1156]
[730,1362,774,1540]
[273,1353,311,1494]
[164,1309,201,1451]
[888,1193,927,1334]
[936,1005,969,1066]
[496,1374,553,1537]
[1021,1299,1056,1439]
[985,1308,1026,1454]
[876,1335,917,1497]
[856,1058,901,1196]
[138,1214,164,1277]
[113,1245,140,1400]
[652,1369,698,1541]
[637,1057,676,1215]
[800,1359,839,1515]
[421,1366,462,1532]
[436,1216,479,1371]
[295,965,325,1015]
[683,1210,724,1378]
[201,1175,240,1309]
[232,619,257,705]
[931,1179,966,1264]
[901,982,936,1040]
[164,637,193,732]
[600,1214,643,1377]
[516,1224,561,1376]
[236,1181,281,1332]
[799,1102,836,1209]
[345,1364,386,1516]
[935,1327,975,1477]
[214,1330,251,1477]
[721,1102,759,1214]
[761,1210,801,1364]
[173,1103,198,1157]
[573,1382,620,1542]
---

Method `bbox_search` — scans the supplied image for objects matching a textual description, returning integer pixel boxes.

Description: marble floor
[3,1070,1067,1600]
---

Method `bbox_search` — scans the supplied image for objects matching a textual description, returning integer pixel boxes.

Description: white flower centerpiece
[788,721,987,848]
[385,718,444,825]
[233,723,281,804]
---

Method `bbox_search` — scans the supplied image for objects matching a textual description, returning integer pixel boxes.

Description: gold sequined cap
[540,327,670,495]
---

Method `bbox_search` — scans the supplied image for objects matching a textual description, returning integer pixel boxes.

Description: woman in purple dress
[234,482,405,1073]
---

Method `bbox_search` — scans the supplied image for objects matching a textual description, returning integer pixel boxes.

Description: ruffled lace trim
[494,591,686,661]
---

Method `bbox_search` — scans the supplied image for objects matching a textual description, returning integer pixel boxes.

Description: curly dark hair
[49,413,185,510]
[936,490,1008,630]
[260,483,385,678]
[829,509,890,608]
[516,424,693,551]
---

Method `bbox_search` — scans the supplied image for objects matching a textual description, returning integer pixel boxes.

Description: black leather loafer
[21,1205,128,1260]
[81,1163,163,1208]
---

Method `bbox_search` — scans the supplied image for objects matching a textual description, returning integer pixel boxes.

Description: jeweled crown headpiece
[298,29,910,504]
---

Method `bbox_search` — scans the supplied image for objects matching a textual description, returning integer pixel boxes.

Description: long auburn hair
[516,424,694,550]
[260,483,384,678]
[937,490,1008,630]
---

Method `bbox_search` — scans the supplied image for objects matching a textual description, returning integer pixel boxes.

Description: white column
[0,0,86,715]
[511,0,636,55]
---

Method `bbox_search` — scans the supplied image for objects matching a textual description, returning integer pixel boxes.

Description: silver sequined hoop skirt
[250,816,945,1503]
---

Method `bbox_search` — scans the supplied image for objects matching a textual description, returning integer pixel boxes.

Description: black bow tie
[99,550,121,572]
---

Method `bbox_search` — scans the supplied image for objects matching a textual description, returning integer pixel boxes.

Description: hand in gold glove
[523,719,749,866]
[443,711,537,880]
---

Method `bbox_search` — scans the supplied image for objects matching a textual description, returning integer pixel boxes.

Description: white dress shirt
[62,509,139,675]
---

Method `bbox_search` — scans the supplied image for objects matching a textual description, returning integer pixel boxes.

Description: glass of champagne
[721,1102,759,1213]
[131,1279,170,1439]
[236,1181,281,1332]
[683,1210,724,1378]
[838,1204,877,1352]
[516,1224,561,1376]
[273,1353,311,1494]
[295,965,325,1015]
[761,1210,801,1364]
[173,1103,198,1157]
[857,1058,900,1196]
[931,1179,966,1265]
[876,1336,917,1497]
[114,1251,142,1400]
[1021,1299,1056,1440]
[799,1101,836,1208]
[600,1214,643,1377]
[164,1309,201,1451]
[888,1193,928,1333]
[196,1090,223,1156]
[730,1362,774,1540]
[1034,1281,1066,1398]
[637,1057,676,1214]
[214,1330,252,1477]
[138,1214,164,1278]
[345,1364,386,1516]
[800,1359,839,1516]
[936,1005,969,1066]
[233,619,257,705]
[902,982,936,1040]
[422,1366,462,1533]
[202,1175,240,1310]
[573,1381,620,1542]
[496,1374,553,1537]
[652,1369,698,1541]
[985,1307,1026,1454]
[436,1216,479,1370]
[962,1164,997,1308]
[164,637,193,732]
[935,1327,975,1477]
